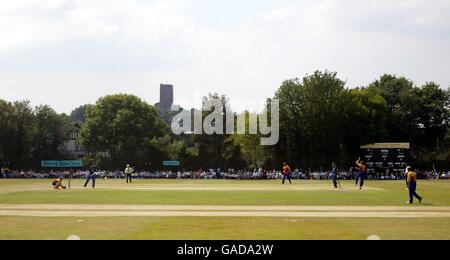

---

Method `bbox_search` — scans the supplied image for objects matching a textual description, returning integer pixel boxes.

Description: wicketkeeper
[52,177,66,190]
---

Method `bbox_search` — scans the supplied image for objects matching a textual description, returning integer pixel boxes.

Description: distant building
[155,83,176,125]
[63,122,112,159]
[63,121,86,157]
[155,84,174,111]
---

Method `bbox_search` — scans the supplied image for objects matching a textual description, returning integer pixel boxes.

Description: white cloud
[0,0,449,113]
[0,0,191,51]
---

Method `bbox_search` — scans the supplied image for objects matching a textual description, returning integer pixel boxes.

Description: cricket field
[0,179,449,240]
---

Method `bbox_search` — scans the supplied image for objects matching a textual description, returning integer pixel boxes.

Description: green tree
[342,88,389,162]
[409,83,449,149]
[80,94,169,169]
[437,129,450,164]
[0,101,35,169]
[232,112,266,169]
[368,75,415,141]
[70,105,91,123]
[407,83,450,167]
[147,135,202,170]
[31,105,73,165]
[274,70,347,168]
[0,101,72,169]
[193,93,246,169]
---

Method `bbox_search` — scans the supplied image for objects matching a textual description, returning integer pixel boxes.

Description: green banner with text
[41,160,83,168]
[163,161,180,167]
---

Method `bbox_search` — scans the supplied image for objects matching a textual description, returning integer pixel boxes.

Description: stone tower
[156,84,173,111]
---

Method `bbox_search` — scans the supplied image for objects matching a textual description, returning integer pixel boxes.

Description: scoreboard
[361,143,410,176]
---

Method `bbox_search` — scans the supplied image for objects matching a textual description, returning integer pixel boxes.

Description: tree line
[0,101,73,169]
[271,71,449,170]
[1,71,449,171]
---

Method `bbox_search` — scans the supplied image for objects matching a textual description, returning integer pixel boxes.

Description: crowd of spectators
[1,166,449,180]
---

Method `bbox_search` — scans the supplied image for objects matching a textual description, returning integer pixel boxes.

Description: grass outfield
[0,179,449,240]
[1,217,449,240]
[0,179,449,206]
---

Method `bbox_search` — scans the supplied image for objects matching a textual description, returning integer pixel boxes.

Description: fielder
[282,162,292,184]
[405,166,423,204]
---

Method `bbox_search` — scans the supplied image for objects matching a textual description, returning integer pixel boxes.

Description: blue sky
[0,0,449,113]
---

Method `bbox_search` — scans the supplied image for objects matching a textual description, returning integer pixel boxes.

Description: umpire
[125,164,134,184]
[331,162,339,189]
